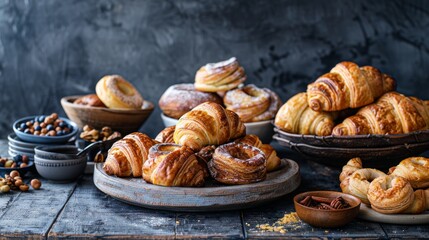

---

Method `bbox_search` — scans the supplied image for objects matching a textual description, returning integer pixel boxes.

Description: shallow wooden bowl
[293,191,361,228]
[61,96,154,135]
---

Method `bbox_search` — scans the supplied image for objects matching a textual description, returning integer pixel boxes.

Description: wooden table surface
[0,139,428,239]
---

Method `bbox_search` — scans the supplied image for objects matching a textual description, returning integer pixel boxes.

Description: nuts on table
[16,113,73,137]
[1,185,10,193]
[30,179,41,190]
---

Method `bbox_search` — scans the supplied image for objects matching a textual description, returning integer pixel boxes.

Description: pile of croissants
[340,157,429,214]
[102,102,282,187]
[275,61,429,136]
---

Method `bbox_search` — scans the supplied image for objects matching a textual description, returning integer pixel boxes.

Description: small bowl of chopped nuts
[13,113,78,144]
[293,191,361,228]
[0,154,34,177]
[77,125,121,162]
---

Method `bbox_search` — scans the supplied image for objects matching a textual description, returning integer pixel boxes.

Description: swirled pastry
[367,175,429,214]
[174,102,246,151]
[339,157,363,182]
[195,57,246,92]
[158,83,223,119]
[333,92,429,135]
[142,143,207,187]
[224,84,282,122]
[103,132,157,177]
[307,61,396,112]
[274,92,336,136]
[208,142,266,185]
[235,134,281,172]
[389,157,429,189]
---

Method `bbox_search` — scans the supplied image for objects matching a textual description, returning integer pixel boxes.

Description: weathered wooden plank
[382,224,429,239]
[48,175,176,239]
[0,176,77,239]
[175,212,244,239]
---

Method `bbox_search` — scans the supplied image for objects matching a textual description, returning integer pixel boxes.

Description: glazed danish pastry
[307,61,396,112]
[174,102,246,151]
[367,175,429,214]
[96,75,144,109]
[103,132,157,177]
[235,134,281,172]
[158,83,223,119]
[224,84,281,122]
[388,157,429,189]
[73,94,106,107]
[208,142,266,185]
[142,143,207,187]
[195,57,246,92]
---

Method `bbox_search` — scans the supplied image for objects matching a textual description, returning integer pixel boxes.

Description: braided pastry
[208,142,266,185]
[143,143,207,187]
[103,132,156,177]
[174,102,246,151]
[195,57,246,92]
[307,61,396,112]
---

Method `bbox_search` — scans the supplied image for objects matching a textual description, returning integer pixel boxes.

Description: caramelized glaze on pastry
[96,75,144,109]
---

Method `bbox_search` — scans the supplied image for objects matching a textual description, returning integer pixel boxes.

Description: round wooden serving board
[93,159,300,212]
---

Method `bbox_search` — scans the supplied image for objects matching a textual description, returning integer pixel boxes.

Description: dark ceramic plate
[274,127,429,148]
[13,116,78,144]
[273,134,429,169]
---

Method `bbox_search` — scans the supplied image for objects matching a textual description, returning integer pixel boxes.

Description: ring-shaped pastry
[389,157,429,189]
[340,168,386,205]
[367,175,415,214]
[96,75,144,109]
[208,142,266,185]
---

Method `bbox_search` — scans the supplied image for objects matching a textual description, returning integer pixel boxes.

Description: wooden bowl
[293,191,361,228]
[61,96,154,135]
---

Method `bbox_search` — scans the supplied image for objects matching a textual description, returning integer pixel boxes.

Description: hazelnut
[40,122,47,128]
[50,113,58,119]
[10,170,20,178]
[22,155,29,163]
[10,162,17,168]
[20,163,28,168]
[48,130,56,136]
[31,179,41,190]
[41,128,48,134]
[44,116,54,124]
[0,180,5,187]
[34,131,40,135]
[13,176,22,181]
[14,179,23,187]
[83,125,93,132]
[19,184,29,192]
[1,185,10,193]
[5,160,13,168]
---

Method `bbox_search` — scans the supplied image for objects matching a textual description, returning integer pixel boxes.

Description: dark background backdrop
[0,0,428,138]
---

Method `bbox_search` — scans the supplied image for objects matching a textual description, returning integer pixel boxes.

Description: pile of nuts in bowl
[0,155,30,168]
[16,113,73,137]
[80,125,121,142]
[0,170,41,193]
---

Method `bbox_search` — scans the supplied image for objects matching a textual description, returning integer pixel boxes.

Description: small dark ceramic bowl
[34,145,79,160]
[293,191,361,228]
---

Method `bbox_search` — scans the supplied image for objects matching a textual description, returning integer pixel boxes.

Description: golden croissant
[307,61,396,112]
[103,132,157,177]
[333,92,429,135]
[174,102,246,151]
[142,143,207,187]
[274,92,336,136]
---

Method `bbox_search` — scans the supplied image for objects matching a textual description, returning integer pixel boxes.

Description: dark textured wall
[0,0,428,138]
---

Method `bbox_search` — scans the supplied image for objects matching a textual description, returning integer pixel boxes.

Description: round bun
[96,75,144,109]
[158,83,223,119]
[73,94,106,107]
